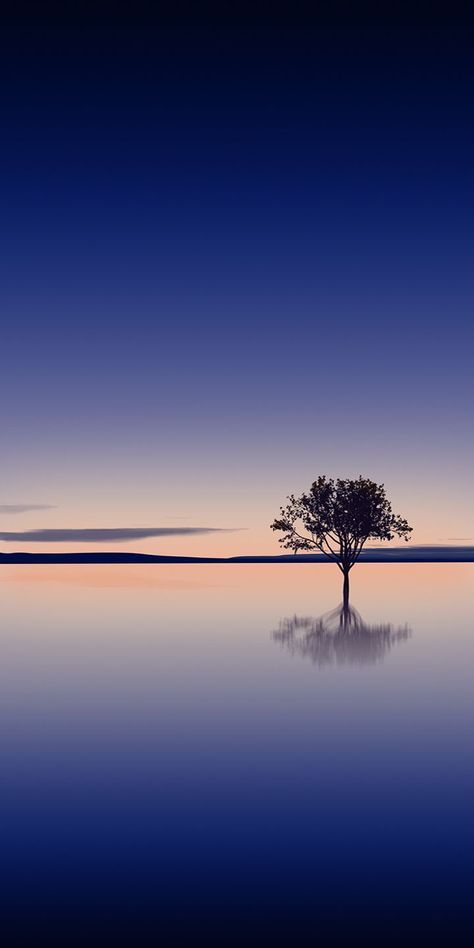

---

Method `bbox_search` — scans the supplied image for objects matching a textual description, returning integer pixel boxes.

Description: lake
[1,563,473,943]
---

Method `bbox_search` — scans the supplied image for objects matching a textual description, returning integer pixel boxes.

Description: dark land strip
[0,546,473,564]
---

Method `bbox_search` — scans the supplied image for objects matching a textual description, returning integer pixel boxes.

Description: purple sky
[1,8,473,554]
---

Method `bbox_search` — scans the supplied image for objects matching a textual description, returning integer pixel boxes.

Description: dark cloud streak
[0,505,56,514]
[0,527,242,543]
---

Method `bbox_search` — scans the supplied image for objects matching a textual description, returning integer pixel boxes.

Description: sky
[1,5,473,555]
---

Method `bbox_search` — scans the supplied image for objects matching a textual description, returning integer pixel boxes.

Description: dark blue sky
[1,6,473,552]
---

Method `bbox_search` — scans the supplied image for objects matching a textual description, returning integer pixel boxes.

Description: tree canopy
[271,475,412,576]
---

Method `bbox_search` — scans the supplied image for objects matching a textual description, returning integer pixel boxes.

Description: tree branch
[289,526,341,565]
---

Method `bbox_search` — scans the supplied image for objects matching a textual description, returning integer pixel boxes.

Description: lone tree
[271,476,412,608]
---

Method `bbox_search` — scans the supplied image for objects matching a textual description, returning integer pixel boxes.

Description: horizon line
[0,545,473,565]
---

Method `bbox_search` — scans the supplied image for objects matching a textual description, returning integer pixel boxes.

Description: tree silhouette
[271,476,412,607]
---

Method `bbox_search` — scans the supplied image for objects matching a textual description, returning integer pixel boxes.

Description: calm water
[1,563,473,942]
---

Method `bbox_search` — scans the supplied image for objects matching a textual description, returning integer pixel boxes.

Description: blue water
[0,563,473,942]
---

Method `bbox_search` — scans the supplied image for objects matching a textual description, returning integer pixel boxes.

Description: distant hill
[0,546,473,564]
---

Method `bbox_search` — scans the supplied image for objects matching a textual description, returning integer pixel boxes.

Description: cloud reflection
[272,604,411,668]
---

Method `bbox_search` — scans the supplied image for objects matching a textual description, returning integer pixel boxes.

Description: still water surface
[0,563,473,941]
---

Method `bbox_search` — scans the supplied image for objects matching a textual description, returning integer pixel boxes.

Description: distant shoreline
[0,547,473,565]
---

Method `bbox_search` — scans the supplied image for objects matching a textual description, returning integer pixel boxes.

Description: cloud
[443,537,474,543]
[0,526,241,543]
[0,504,56,514]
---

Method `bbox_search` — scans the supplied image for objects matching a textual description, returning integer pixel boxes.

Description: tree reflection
[272,604,411,667]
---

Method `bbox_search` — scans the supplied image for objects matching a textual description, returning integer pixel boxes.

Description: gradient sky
[1,6,473,554]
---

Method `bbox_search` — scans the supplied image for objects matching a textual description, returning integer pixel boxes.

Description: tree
[271,476,412,608]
